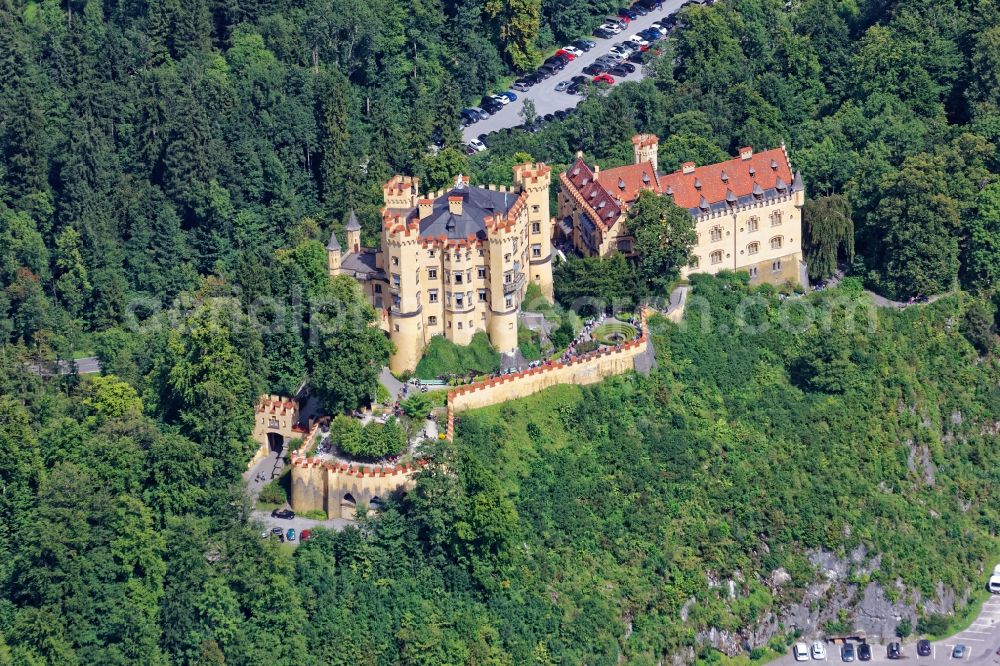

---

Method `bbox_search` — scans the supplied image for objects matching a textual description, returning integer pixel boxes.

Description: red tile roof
[564,158,623,229]
[595,161,660,205]
[659,147,792,209]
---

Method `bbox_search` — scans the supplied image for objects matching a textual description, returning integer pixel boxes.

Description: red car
[300,529,312,542]
[555,49,576,60]
[593,73,615,84]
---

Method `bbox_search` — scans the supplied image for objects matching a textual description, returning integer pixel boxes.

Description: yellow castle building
[328,164,555,374]
[557,134,806,285]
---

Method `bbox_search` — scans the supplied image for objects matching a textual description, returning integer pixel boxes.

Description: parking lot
[774,597,1000,666]
[461,0,692,143]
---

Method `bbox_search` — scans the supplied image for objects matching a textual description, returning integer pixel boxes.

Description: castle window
[532,204,540,213]
[467,270,472,282]
[428,249,435,258]
[505,296,513,309]
[512,239,519,253]
[374,284,382,294]
[455,272,463,285]
[504,271,513,284]
[532,222,541,234]
[771,211,783,227]
[457,322,463,330]
[710,226,723,242]
[428,267,437,279]
[428,315,437,325]
[477,267,486,279]
[391,256,399,266]
[428,290,438,303]
[770,236,783,250]
[749,267,758,278]
[505,253,511,263]
[478,249,484,257]
[394,324,399,332]
[456,293,464,308]
[690,256,700,269]
[747,242,759,255]
[478,289,486,302]
[772,259,782,272]
[748,217,759,232]
[710,250,723,265]
[392,274,400,288]
[532,244,541,258]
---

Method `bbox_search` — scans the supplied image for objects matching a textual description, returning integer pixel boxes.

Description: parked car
[841,643,855,663]
[592,73,615,84]
[511,79,531,91]
[555,80,572,92]
[609,65,631,77]
[593,27,615,38]
[542,113,555,122]
[628,51,647,64]
[857,643,871,661]
[618,7,638,20]
[574,39,597,51]
[286,528,296,541]
[583,63,607,75]
[811,642,826,660]
[535,65,554,78]
[500,91,517,102]
[271,508,295,519]
[616,62,636,73]
[917,639,931,656]
[467,139,487,153]
[632,3,649,15]
[793,643,809,662]
[555,48,577,61]
[480,96,503,113]
[300,529,312,542]
[604,16,627,28]
[887,642,901,660]
[554,109,568,120]
[271,527,284,536]
[561,46,583,57]
[953,644,967,659]
[471,106,489,119]
[627,35,650,48]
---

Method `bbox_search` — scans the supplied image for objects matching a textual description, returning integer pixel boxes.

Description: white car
[811,642,827,660]
[793,643,810,662]
[561,45,583,57]
[627,35,650,47]
[600,22,623,34]
[467,139,487,153]
[491,94,510,106]
[651,23,669,35]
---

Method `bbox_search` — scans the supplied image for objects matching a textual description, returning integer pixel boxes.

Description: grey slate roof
[326,229,341,251]
[414,185,519,241]
[345,209,361,231]
[341,249,383,279]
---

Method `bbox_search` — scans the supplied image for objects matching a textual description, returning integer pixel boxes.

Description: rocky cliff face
[694,548,968,657]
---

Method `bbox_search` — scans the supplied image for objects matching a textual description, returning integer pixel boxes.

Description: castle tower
[632,133,659,173]
[345,209,362,254]
[513,162,554,301]
[326,228,341,276]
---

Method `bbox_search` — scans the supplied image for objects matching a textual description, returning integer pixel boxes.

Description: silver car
[555,80,572,92]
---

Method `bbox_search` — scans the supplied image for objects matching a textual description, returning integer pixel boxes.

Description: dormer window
[752,183,764,199]
[618,178,626,191]
[572,167,580,176]
[749,166,756,176]
[598,201,606,209]
[665,185,673,195]
[721,171,729,183]
[771,159,778,170]
[694,178,702,189]
[589,189,597,198]
[642,172,650,184]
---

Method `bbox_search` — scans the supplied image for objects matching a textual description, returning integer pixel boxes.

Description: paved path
[769,595,1000,666]
[27,356,102,376]
[250,510,352,539]
[462,0,690,142]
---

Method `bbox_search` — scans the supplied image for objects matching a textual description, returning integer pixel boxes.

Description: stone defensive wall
[445,321,653,439]
[288,427,425,518]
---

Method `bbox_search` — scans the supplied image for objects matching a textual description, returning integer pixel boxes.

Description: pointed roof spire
[345,209,361,231]
[792,170,804,192]
[752,182,764,197]
[726,189,737,204]
[699,195,710,210]
[327,229,341,251]
[775,176,787,191]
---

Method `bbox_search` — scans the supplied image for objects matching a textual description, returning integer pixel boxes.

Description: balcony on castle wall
[503,272,526,294]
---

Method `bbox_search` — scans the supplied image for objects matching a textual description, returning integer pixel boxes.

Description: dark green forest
[2,0,1000,663]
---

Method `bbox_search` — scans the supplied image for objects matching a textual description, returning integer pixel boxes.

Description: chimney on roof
[448,195,463,216]
[740,146,753,160]
[682,162,696,174]
[594,164,600,177]
[418,198,434,220]
[632,133,659,173]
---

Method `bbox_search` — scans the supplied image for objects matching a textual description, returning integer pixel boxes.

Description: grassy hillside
[444,273,1000,662]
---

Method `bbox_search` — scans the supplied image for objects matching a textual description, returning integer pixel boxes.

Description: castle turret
[513,162,554,301]
[345,209,361,254]
[632,133,659,173]
[326,228,341,276]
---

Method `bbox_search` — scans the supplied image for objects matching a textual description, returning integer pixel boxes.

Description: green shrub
[334,414,406,460]
[415,332,501,379]
[575,340,599,354]
[300,509,327,520]
[258,479,287,505]
[916,614,950,636]
[518,326,542,361]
